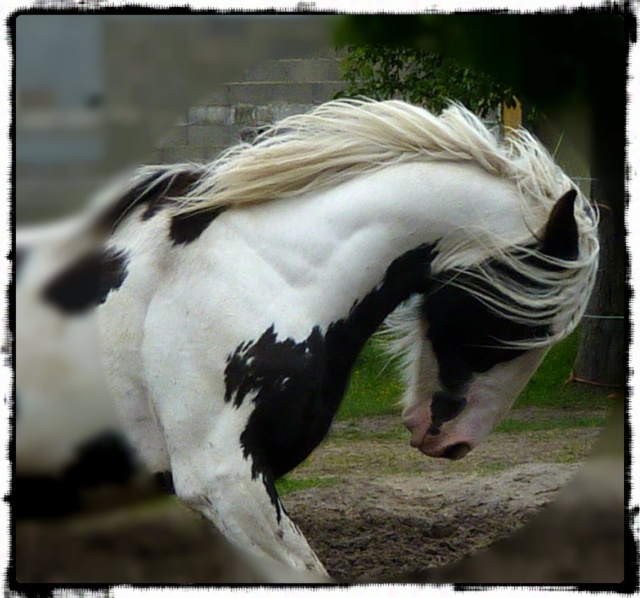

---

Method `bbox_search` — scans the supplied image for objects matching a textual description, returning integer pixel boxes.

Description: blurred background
[16,14,341,222]
[12,11,631,589]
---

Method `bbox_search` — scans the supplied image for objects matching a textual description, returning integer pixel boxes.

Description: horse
[15,224,147,518]
[15,98,599,579]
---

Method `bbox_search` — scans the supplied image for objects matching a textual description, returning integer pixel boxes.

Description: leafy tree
[337,44,515,117]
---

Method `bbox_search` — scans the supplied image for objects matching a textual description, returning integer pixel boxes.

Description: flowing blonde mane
[152,98,597,351]
[169,98,572,217]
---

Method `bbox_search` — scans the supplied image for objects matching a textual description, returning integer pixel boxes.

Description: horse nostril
[441,442,471,460]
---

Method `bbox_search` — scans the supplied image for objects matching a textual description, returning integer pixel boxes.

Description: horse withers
[15,99,598,580]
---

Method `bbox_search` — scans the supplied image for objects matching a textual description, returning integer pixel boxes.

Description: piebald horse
[16,99,598,579]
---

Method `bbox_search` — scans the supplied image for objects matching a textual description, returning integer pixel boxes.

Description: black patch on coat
[169,206,227,246]
[226,325,327,523]
[423,261,551,391]
[92,166,225,246]
[41,247,129,315]
[225,243,438,515]
[13,431,138,519]
[427,391,468,436]
[97,168,203,232]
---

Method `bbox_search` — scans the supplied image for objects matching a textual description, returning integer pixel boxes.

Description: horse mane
[170,98,564,216]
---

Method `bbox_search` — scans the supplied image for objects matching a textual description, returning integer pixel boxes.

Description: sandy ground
[14,406,626,586]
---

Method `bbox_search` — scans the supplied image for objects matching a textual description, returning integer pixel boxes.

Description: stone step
[187,105,233,126]
[187,102,317,127]
[157,123,249,149]
[156,55,348,162]
[239,58,342,84]
[153,145,229,165]
[186,123,244,148]
[199,81,347,107]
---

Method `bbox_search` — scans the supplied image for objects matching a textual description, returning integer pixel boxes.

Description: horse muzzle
[403,391,474,460]
[414,435,474,459]
[436,441,472,460]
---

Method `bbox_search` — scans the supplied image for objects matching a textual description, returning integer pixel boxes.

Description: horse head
[401,189,590,459]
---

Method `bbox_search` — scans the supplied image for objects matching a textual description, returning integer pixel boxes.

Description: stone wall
[150,55,345,166]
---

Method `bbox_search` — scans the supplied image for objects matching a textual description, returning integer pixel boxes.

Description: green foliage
[337,43,515,118]
[333,14,628,112]
[335,340,403,420]
[514,328,611,410]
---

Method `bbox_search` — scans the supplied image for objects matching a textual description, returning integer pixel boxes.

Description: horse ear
[541,189,579,260]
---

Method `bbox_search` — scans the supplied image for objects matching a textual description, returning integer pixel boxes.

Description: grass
[513,329,612,410]
[494,415,607,434]
[335,340,404,420]
[336,328,613,421]
[275,476,338,496]
[330,426,404,442]
[329,414,607,444]
[277,329,614,494]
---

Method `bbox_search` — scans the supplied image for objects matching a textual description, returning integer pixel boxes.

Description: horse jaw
[402,348,547,459]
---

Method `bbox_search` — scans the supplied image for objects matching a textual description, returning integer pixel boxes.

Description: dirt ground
[14,406,626,587]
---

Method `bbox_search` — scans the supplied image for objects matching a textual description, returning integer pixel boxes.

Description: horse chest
[222,242,440,481]
[225,325,345,480]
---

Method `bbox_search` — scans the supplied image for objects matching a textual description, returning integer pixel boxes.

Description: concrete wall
[16,15,106,221]
[16,15,340,223]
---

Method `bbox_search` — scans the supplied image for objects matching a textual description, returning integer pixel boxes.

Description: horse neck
[259,161,528,367]
[278,161,526,320]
